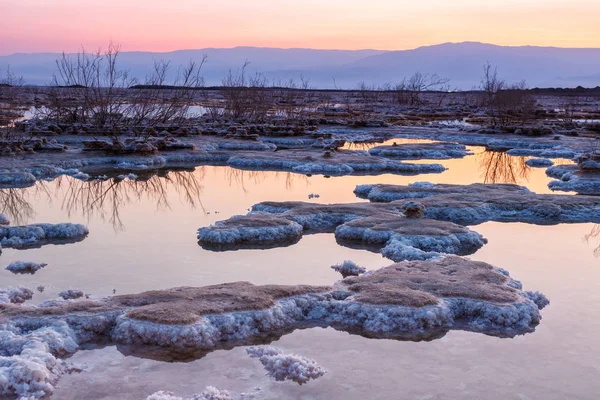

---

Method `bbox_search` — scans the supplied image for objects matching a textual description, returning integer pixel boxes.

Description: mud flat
[0,257,547,399]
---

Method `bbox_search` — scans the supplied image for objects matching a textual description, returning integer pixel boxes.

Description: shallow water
[1,147,598,399]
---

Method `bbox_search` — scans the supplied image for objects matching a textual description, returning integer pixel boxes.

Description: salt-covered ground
[368,141,471,159]
[0,222,89,249]
[354,182,600,225]
[546,164,600,195]
[199,202,487,261]
[0,124,589,192]
[0,131,457,189]
[1,148,599,399]
[0,257,547,398]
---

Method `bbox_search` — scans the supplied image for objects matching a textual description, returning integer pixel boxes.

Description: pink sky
[1,0,599,55]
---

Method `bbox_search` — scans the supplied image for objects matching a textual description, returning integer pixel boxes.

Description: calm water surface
[1,146,598,399]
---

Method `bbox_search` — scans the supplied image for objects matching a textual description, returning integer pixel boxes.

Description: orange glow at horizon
[1,0,599,55]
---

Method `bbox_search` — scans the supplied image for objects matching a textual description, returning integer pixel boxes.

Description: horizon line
[4,41,600,57]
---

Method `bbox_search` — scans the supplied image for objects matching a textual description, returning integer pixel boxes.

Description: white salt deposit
[58,289,85,300]
[331,260,367,277]
[5,261,48,275]
[246,346,326,384]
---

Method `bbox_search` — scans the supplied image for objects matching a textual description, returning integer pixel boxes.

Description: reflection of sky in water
[1,149,598,399]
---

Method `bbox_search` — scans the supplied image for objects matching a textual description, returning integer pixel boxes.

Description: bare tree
[393,72,450,106]
[128,56,206,130]
[480,63,536,127]
[42,42,136,127]
[218,61,272,121]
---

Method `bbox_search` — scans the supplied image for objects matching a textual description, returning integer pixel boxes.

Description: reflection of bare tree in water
[0,184,53,224]
[1,167,313,232]
[584,225,600,258]
[54,169,206,231]
[225,169,309,192]
[478,151,531,184]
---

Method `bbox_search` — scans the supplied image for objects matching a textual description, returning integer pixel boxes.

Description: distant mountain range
[1,42,600,89]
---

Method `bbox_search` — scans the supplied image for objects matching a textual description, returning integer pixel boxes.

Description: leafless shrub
[480,62,536,127]
[128,57,206,131]
[42,42,135,127]
[218,61,272,121]
[38,43,206,137]
[395,72,450,106]
[0,66,27,140]
[557,97,578,127]
[271,76,314,119]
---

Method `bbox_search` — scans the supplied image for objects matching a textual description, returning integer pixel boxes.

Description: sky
[1,0,599,55]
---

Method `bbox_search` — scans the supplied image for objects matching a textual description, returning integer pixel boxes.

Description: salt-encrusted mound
[354,182,531,203]
[0,222,89,249]
[368,142,470,160]
[199,203,486,261]
[335,216,487,261]
[547,164,600,195]
[331,260,367,277]
[0,213,9,226]
[0,320,79,399]
[5,261,48,275]
[0,286,34,304]
[226,150,445,176]
[147,387,234,400]
[506,147,577,159]
[0,258,548,398]
[0,171,37,188]
[525,158,554,168]
[354,182,600,224]
[198,214,303,250]
[58,289,85,300]
[217,141,277,151]
[109,282,330,326]
[246,345,326,384]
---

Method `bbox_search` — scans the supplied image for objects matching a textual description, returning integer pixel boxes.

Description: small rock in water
[37,285,45,293]
[331,260,367,277]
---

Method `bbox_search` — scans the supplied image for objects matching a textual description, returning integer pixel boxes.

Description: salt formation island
[354,182,600,225]
[246,345,326,384]
[147,386,247,400]
[0,257,548,399]
[368,142,471,159]
[5,261,48,275]
[198,201,487,261]
[0,134,450,189]
[525,157,554,168]
[0,222,89,250]
[546,154,600,195]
